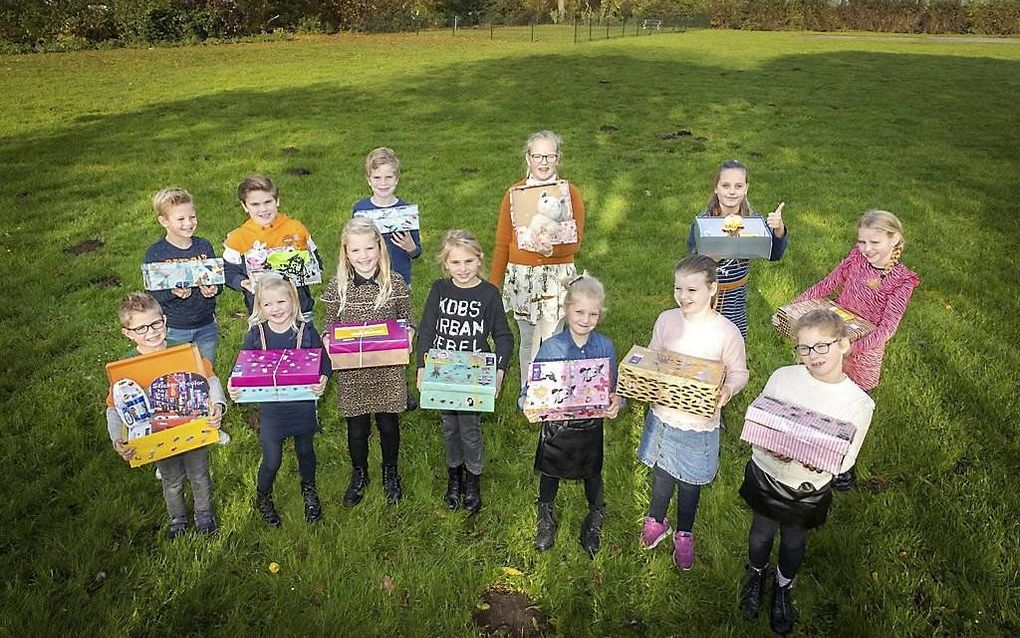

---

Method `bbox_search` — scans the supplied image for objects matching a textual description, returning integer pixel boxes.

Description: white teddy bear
[528,191,565,249]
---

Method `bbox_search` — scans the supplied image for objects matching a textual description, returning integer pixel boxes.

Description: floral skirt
[502,262,577,325]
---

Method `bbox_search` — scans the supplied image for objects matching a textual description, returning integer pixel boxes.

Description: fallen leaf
[501,566,524,577]
[476,602,491,611]
[268,562,280,574]
[381,574,395,593]
[871,571,880,585]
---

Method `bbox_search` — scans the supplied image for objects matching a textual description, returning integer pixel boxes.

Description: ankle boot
[382,464,402,504]
[462,470,482,513]
[579,505,606,558]
[255,490,281,527]
[739,563,768,620]
[301,481,323,523]
[444,465,464,510]
[343,467,369,507]
[534,500,558,551]
[770,576,796,635]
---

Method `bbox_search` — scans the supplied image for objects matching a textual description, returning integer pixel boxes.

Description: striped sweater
[794,247,920,390]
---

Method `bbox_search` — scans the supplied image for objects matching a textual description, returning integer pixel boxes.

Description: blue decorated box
[420,349,497,412]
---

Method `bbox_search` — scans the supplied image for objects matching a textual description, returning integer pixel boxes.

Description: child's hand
[199,284,218,298]
[312,374,328,397]
[495,369,505,396]
[207,402,224,428]
[171,286,193,299]
[227,380,240,401]
[113,440,135,463]
[717,386,733,409]
[416,368,424,390]
[241,279,255,294]
[392,231,416,255]
[606,393,622,419]
[769,450,794,463]
[767,202,786,237]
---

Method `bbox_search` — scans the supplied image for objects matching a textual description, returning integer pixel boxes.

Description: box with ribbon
[325,319,411,369]
[229,348,323,402]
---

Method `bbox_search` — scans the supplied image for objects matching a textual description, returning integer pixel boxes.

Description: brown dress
[321,272,414,417]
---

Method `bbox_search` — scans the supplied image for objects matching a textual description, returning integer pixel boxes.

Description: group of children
[105,132,920,636]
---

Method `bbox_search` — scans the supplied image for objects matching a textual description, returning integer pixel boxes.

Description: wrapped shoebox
[509,180,578,252]
[740,394,855,475]
[325,320,410,369]
[772,298,876,342]
[420,349,497,412]
[353,204,420,233]
[230,348,323,403]
[106,344,219,467]
[142,258,225,291]
[616,345,724,419]
[693,215,773,260]
[523,358,611,423]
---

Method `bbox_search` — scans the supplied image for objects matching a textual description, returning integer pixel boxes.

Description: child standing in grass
[524,273,621,557]
[490,130,585,387]
[638,255,748,570]
[416,230,513,513]
[227,274,330,527]
[737,309,874,635]
[105,293,226,539]
[687,159,788,338]
[224,174,322,323]
[143,188,221,364]
[322,219,414,506]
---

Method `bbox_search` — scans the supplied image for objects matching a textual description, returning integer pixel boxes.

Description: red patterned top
[794,247,920,390]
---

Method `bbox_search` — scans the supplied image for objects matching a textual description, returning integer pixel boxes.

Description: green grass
[2,28,1019,636]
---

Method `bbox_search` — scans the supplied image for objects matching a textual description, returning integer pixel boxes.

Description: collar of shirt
[353,271,379,286]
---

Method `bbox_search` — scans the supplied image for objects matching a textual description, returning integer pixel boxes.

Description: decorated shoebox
[420,349,497,412]
[509,180,578,252]
[353,204,420,233]
[106,344,219,468]
[230,349,323,403]
[247,247,322,287]
[616,345,724,419]
[523,358,611,423]
[693,215,773,260]
[772,298,876,343]
[142,258,225,291]
[740,394,856,475]
[325,320,411,369]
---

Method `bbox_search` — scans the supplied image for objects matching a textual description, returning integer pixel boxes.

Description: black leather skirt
[534,418,604,479]
[739,460,833,529]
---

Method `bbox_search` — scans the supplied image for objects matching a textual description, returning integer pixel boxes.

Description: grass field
[1,27,1019,636]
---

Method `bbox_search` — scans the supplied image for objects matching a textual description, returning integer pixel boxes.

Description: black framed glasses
[124,317,166,335]
[529,153,559,163]
[793,340,837,356]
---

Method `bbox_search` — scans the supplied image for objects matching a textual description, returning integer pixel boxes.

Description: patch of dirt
[460,167,479,174]
[285,166,312,176]
[90,275,121,288]
[472,585,553,637]
[244,410,260,431]
[282,146,300,155]
[660,129,692,140]
[859,474,892,493]
[64,239,103,255]
[599,124,618,133]
[16,190,30,200]
[951,457,971,475]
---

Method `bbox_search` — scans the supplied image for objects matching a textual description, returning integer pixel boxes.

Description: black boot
[770,576,796,635]
[301,481,323,523]
[382,464,403,504]
[444,465,464,510]
[462,470,482,513]
[833,467,856,491]
[739,563,768,620]
[580,505,606,558]
[534,500,558,551]
[343,467,369,507]
[255,490,281,527]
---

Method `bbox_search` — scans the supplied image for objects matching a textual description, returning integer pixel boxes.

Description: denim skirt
[637,409,720,485]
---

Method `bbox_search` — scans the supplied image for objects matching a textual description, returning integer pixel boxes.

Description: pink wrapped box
[523,358,611,423]
[230,349,323,387]
[326,320,410,354]
[740,395,856,475]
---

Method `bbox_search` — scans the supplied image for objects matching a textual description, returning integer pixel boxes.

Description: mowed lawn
[1,28,1018,636]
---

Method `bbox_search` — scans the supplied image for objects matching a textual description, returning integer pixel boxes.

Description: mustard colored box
[616,345,724,419]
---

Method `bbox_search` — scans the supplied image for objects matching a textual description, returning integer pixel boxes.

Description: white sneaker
[155,468,162,480]
[218,430,231,445]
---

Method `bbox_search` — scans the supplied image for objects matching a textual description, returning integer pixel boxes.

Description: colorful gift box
[523,358,611,423]
[142,258,225,291]
[693,215,773,260]
[325,320,411,369]
[509,180,578,252]
[353,204,420,233]
[616,345,724,419]
[420,349,497,412]
[248,247,322,287]
[229,348,323,403]
[772,298,877,343]
[740,395,856,475]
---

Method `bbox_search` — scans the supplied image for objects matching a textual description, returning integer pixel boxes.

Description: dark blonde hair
[704,159,754,217]
[523,130,563,170]
[562,271,606,311]
[152,188,193,219]
[334,218,394,311]
[793,309,848,342]
[248,273,301,330]
[858,209,905,275]
[674,254,719,286]
[365,147,400,178]
[438,230,485,276]
[118,292,162,326]
[237,174,278,204]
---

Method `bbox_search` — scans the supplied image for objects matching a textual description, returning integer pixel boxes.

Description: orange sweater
[489,179,585,286]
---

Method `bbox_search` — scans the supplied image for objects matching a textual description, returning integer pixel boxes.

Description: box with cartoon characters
[420,349,497,413]
[229,348,323,402]
[246,243,322,287]
[523,358,611,423]
[142,258,225,291]
[353,204,420,233]
[509,180,578,252]
[324,320,411,369]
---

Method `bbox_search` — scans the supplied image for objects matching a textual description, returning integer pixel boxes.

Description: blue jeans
[167,320,218,365]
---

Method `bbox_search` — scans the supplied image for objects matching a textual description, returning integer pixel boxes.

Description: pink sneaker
[673,531,695,570]
[640,516,672,549]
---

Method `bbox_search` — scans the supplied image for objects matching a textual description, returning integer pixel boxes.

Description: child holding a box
[416,230,513,513]
[322,219,414,506]
[737,309,874,635]
[638,255,748,569]
[524,272,621,557]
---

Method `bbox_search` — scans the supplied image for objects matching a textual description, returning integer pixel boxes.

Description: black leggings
[347,412,400,468]
[649,465,701,533]
[748,511,808,579]
[538,474,604,508]
[257,432,316,493]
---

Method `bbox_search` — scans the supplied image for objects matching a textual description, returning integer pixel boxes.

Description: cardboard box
[693,215,773,260]
[509,180,578,252]
[325,320,411,369]
[420,349,497,412]
[249,247,322,287]
[772,298,877,342]
[523,358,611,423]
[230,349,323,387]
[231,384,319,403]
[616,345,724,419]
[141,258,225,291]
[353,204,420,233]
[328,348,410,370]
[740,394,855,475]
[123,417,219,468]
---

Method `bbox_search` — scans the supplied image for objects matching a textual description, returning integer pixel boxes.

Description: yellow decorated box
[772,298,876,342]
[616,345,724,419]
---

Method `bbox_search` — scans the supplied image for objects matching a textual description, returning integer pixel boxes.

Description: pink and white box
[523,358,611,423]
[230,349,323,402]
[740,395,856,475]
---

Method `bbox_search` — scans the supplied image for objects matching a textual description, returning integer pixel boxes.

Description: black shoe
[343,467,369,507]
[444,465,464,510]
[166,518,189,540]
[462,470,482,513]
[535,501,558,551]
[770,577,796,635]
[580,506,606,558]
[301,481,323,523]
[382,464,403,504]
[255,490,282,527]
[406,392,418,412]
[739,563,768,620]
[833,468,856,491]
[195,513,219,536]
